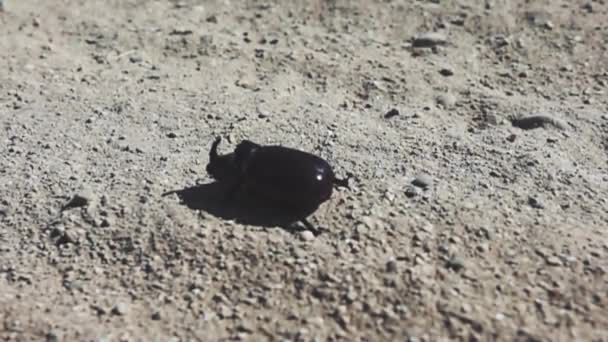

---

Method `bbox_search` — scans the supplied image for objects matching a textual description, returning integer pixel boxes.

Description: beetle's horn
[210,136,222,162]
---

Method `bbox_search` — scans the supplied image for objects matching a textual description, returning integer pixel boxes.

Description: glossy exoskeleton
[206,136,351,233]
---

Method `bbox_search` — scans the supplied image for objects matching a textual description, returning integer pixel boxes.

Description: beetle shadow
[162,182,319,234]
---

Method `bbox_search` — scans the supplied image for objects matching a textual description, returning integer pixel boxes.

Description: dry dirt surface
[1,0,608,341]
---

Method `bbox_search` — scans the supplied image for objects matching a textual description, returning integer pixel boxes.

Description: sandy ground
[1,0,607,341]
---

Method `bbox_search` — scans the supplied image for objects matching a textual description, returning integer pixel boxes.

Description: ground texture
[1,0,607,341]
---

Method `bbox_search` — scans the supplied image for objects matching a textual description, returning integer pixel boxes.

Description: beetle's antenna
[210,136,222,162]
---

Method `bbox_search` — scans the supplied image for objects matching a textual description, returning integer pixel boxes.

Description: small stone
[219,305,233,319]
[528,196,544,209]
[166,132,177,138]
[446,256,465,271]
[170,28,193,35]
[386,258,398,273]
[46,331,59,342]
[534,248,549,258]
[300,230,315,241]
[581,2,594,12]
[308,316,325,327]
[544,21,554,30]
[449,235,461,244]
[236,321,254,333]
[439,68,454,76]
[206,15,218,23]
[477,227,492,240]
[59,230,78,245]
[420,222,434,234]
[91,304,107,316]
[151,311,161,320]
[546,256,562,266]
[62,193,91,210]
[436,93,456,109]
[490,34,510,48]
[129,55,143,64]
[412,32,447,48]
[412,174,433,189]
[51,226,78,246]
[511,114,567,130]
[111,303,128,316]
[384,108,400,119]
[404,185,420,198]
[563,255,577,265]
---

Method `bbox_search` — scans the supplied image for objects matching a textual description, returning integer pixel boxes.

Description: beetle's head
[206,136,238,183]
[234,139,260,173]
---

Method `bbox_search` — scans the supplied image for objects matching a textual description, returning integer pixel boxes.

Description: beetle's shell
[242,145,335,210]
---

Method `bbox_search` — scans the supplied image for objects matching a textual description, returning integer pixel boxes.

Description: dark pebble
[62,194,90,211]
[439,68,454,76]
[384,108,400,119]
[412,174,433,189]
[528,196,544,209]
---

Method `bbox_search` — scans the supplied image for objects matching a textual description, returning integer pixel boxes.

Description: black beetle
[206,136,351,234]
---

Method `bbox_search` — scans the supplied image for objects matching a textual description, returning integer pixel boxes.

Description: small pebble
[412,32,447,48]
[386,258,398,273]
[404,185,420,198]
[129,55,143,64]
[236,321,254,333]
[436,93,457,109]
[511,114,567,130]
[446,256,465,271]
[546,256,562,266]
[219,305,233,319]
[62,193,91,210]
[412,174,433,189]
[528,196,544,209]
[91,304,107,316]
[166,132,178,138]
[300,230,315,241]
[111,302,128,316]
[151,311,161,320]
[46,331,59,342]
[384,108,400,119]
[170,28,193,36]
[439,68,454,76]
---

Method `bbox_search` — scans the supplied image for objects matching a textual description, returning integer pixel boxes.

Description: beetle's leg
[333,173,353,189]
